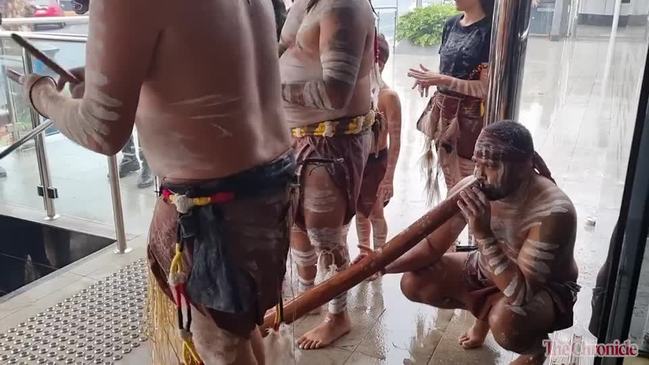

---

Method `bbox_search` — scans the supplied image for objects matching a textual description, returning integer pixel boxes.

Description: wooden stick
[261,177,479,333]
[11,33,81,84]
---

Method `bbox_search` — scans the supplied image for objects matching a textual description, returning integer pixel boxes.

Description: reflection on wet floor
[0,215,114,296]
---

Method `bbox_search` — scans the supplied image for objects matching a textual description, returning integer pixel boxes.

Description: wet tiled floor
[0,27,648,364]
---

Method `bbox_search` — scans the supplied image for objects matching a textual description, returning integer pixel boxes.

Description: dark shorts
[147,151,296,338]
[357,148,389,217]
[293,130,372,229]
[464,250,580,331]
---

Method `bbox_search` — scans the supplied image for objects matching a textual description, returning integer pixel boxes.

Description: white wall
[631,0,649,16]
[580,0,615,15]
[579,0,641,16]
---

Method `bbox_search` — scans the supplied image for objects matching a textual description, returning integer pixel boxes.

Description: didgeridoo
[261,177,479,333]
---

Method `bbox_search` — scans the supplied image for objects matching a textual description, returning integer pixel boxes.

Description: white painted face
[472,141,531,201]
[472,156,513,200]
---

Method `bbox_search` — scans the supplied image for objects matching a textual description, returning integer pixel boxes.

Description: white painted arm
[441,64,489,99]
[28,0,160,155]
[477,212,573,313]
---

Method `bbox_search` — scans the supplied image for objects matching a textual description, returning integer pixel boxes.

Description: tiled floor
[0,259,148,364]
[0,26,648,364]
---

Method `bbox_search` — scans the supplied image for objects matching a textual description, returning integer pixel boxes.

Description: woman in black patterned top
[408,0,493,198]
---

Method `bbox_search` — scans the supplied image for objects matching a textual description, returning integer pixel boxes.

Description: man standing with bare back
[279,0,376,350]
[23,0,293,363]
[388,121,580,365]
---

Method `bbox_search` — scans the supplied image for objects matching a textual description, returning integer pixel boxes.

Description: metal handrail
[1,16,89,26]
[0,31,87,42]
[0,121,53,160]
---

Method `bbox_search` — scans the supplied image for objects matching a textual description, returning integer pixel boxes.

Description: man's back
[134,0,290,181]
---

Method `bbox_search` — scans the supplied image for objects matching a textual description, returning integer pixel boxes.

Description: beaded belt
[291,111,376,138]
[161,188,235,214]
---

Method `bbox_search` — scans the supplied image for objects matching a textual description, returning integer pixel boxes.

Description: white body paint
[303,225,350,314]
[478,183,575,314]
[291,247,317,266]
[278,0,375,128]
[190,306,240,364]
[303,188,337,213]
[503,274,519,297]
[321,51,361,85]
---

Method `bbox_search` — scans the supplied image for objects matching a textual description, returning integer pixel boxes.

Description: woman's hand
[407,64,450,97]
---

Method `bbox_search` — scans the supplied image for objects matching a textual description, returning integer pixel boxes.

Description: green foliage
[397,4,458,47]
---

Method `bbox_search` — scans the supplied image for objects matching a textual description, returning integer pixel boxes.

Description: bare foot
[297,312,351,350]
[458,319,489,349]
[509,353,546,365]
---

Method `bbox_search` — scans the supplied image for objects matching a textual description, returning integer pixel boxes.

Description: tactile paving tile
[0,259,148,365]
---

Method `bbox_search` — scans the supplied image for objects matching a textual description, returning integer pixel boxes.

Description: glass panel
[629,234,649,354]
[0,37,44,213]
[520,0,649,355]
[19,38,155,234]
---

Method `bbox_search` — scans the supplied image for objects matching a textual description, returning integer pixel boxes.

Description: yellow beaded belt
[291,111,376,138]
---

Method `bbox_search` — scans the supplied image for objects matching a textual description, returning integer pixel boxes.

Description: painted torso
[128,0,290,181]
[278,0,375,127]
[482,175,578,286]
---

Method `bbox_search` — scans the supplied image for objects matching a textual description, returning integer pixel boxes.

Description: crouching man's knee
[489,300,550,354]
[400,271,445,304]
[491,325,544,354]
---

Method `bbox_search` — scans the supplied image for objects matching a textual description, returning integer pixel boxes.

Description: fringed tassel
[264,297,298,365]
[166,241,205,365]
[263,324,298,365]
[180,329,203,365]
[420,138,441,206]
[146,271,184,365]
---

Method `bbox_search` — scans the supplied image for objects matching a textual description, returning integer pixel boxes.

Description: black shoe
[118,157,140,178]
[0,166,6,178]
[137,164,154,189]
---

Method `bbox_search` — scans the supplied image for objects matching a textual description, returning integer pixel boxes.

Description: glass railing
[0,24,131,253]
